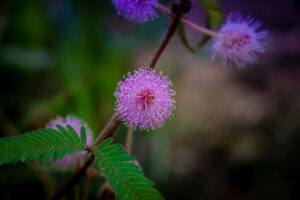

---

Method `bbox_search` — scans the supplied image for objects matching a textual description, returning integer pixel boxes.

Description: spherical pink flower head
[115,68,175,129]
[46,115,93,169]
[212,12,268,67]
[112,0,158,23]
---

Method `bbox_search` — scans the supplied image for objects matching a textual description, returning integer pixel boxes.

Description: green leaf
[0,126,86,165]
[177,22,197,53]
[197,0,223,47]
[96,139,164,200]
[199,0,223,28]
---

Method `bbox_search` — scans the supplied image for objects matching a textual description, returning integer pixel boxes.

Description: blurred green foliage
[0,0,165,134]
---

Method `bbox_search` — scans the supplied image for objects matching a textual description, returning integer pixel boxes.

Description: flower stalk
[149,7,183,69]
[125,127,134,154]
[154,3,218,37]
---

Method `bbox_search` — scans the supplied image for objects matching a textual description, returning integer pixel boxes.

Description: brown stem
[82,176,92,200]
[92,113,121,149]
[148,10,183,69]
[98,183,116,200]
[51,154,95,200]
[124,127,134,154]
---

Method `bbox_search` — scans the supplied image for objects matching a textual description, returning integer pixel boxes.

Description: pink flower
[46,115,93,169]
[115,68,175,129]
[212,12,268,67]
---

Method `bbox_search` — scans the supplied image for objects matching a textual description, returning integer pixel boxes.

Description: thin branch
[125,127,134,154]
[98,183,116,200]
[155,3,218,37]
[51,154,96,200]
[92,113,121,149]
[149,9,182,69]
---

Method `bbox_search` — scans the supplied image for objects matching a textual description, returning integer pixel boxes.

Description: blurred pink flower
[46,115,93,169]
[115,68,175,129]
[212,12,268,67]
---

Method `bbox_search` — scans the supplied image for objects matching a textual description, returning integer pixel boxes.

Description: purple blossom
[46,115,93,169]
[112,0,158,23]
[212,12,268,67]
[115,68,175,129]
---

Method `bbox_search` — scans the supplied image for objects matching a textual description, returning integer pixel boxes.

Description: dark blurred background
[0,0,300,199]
